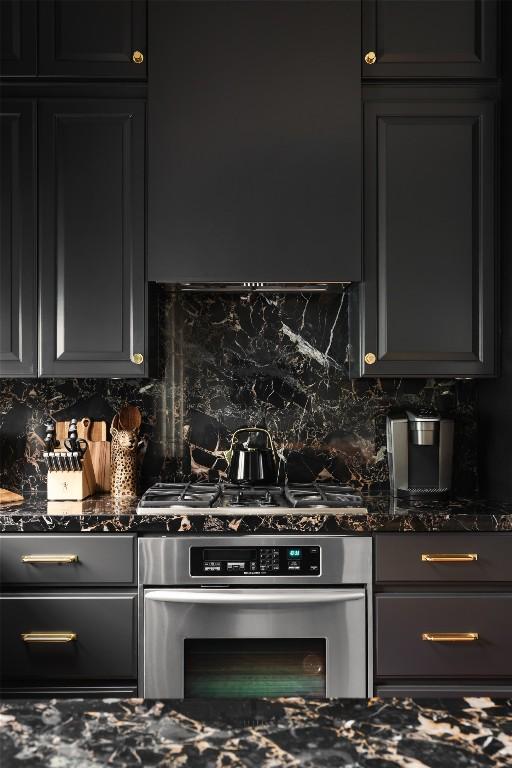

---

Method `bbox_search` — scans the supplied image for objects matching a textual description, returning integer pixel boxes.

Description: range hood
[178,283,348,293]
[148,2,361,287]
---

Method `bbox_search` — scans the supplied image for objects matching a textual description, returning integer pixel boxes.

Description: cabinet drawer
[0,594,137,683]
[375,533,512,583]
[0,535,135,585]
[376,594,512,679]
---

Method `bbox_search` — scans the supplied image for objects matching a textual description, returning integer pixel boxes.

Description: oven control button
[204,565,221,572]
[227,562,245,572]
[309,564,319,572]
[287,561,301,571]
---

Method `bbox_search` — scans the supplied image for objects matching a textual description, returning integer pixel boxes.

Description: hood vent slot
[178,282,347,293]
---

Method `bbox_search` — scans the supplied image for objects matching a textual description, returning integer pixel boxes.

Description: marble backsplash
[0,287,478,495]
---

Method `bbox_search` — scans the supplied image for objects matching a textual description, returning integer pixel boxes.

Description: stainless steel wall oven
[139,536,372,698]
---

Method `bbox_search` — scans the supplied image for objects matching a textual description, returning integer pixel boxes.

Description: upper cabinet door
[0,0,37,76]
[148,0,361,283]
[353,97,496,378]
[0,100,37,376]
[362,0,498,79]
[38,0,147,78]
[38,100,146,377]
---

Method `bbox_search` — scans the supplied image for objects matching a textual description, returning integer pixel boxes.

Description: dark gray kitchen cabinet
[352,96,497,378]
[148,0,361,284]
[0,593,137,685]
[38,0,147,78]
[0,0,37,76]
[375,533,512,584]
[0,99,37,377]
[374,533,512,698]
[376,594,512,679]
[362,0,498,79]
[38,99,146,377]
[0,535,136,586]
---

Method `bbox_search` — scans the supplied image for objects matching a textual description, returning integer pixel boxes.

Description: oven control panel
[190,546,321,576]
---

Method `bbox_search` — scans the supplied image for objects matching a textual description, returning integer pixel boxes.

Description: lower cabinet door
[377,594,512,678]
[0,593,137,684]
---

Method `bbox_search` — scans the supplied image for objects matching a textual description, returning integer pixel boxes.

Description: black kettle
[225,427,278,485]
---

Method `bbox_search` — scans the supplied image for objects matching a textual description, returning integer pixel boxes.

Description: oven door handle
[144,589,365,605]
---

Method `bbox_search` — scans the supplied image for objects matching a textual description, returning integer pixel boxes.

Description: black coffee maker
[387,410,454,500]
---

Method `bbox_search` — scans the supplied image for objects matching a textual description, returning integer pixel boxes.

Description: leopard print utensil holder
[110,421,139,497]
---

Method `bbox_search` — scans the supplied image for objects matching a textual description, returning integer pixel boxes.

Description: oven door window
[184,638,326,698]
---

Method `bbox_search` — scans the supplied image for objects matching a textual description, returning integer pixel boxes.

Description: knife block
[47,450,96,501]
[55,419,111,493]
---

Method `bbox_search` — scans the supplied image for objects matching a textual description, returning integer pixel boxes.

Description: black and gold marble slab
[1,697,512,767]
[1,493,512,533]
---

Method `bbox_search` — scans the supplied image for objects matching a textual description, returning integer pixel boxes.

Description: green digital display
[288,548,301,559]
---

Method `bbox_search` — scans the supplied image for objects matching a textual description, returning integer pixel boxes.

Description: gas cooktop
[137,482,366,515]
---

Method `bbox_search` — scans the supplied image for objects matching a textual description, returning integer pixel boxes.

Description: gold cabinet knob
[364,51,377,65]
[364,352,376,365]
[131,353,144,365]
[132,50,144,64]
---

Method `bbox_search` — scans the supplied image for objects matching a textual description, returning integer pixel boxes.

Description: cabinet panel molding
[38,0,147,79]
[0,0,37,77]
[0,99,36,376]
[362,0,498,79]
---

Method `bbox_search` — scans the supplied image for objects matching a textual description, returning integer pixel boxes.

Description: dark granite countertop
[1,492,512,533]
[1,696,511,767]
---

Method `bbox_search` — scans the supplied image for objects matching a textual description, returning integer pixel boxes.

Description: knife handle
[44,418,60,449]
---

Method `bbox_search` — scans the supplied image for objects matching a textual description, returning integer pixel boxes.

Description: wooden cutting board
[0,488,24,504]
[88,441,111,493]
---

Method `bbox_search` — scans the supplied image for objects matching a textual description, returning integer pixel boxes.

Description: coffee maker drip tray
[397,487,450,501]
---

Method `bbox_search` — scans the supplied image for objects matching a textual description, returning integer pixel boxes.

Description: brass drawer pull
[422,632,479,643]
[21,632,77,643]
[21,554,79,564]
[421,553,478,563]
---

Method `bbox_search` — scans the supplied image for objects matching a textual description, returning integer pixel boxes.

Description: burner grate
[137,481,364,512]
[138,483,221,509]
[285,483,363,509]
[221,484,287,508]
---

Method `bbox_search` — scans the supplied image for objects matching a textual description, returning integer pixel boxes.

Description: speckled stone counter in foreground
[1,696,511,767]
[0,493,512,534]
